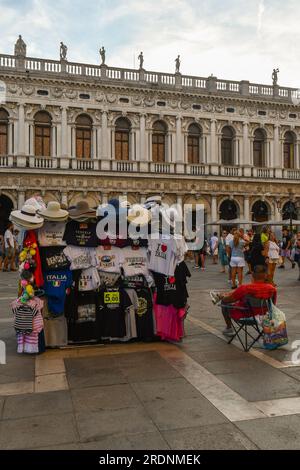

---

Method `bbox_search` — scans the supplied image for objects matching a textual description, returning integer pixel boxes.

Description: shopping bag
[263,301,288,350]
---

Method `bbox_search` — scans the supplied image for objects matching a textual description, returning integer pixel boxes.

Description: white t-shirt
[38,221,67,247]
[63,246,97,270]
[4,229,14,249]
[121,247,149,277]
[148,237,178,276]
[210,236,218,249]
[79,267,101,292]
[175,237,188,264]
[95,246,123,273]
[225,233,234,246]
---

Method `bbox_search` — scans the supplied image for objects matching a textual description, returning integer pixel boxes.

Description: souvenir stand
[10,195,191,354]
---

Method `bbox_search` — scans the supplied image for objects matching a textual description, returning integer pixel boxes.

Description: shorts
[281,249,290,258]
[230,256,246,268]
[5,247,13,259]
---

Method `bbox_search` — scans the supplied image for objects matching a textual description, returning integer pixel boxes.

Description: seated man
[212,265,277,337]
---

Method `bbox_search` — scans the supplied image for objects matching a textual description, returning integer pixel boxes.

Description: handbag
[263,300,288,350]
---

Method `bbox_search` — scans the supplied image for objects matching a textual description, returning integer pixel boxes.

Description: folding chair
[224,295,273,352]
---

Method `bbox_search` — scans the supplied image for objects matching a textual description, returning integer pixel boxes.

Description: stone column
[243,196,250,228]
[101,111,108,160]
[242,122,251,176]
[210,119,219,175]
[28,121,34,156]
[273,124,282,178]
[13,120,18,156]
[140,113,146,161]
[18,104,25,155]
[51,125,57,158]
[211,194,218,234]
[130,130,136,161]
[56,122,62,159]
[92,126,97,159]
[61,106,68,158]
[8,120,13,155]
[71,125,76,158]
[18,191,25,209]
[176,116,183,162]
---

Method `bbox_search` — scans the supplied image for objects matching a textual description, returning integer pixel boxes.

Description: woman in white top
[266,232,280,284]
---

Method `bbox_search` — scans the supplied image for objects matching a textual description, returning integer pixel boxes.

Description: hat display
[145,195,162,205]
[68,200,96,220]
[127,204,152,226]
[10,205,44,229]
[38,201,69,222]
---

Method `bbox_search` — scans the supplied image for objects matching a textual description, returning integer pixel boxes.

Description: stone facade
[1,38,300,231]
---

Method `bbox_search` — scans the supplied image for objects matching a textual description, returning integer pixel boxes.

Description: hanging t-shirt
[98,235,130,248]
[40,246,70,271]
[121,246,149,277]
[38,221,67,247]
[98,270,121,288]
[135,287,155,341]
[78,267,101,292]
[63,246,97,270]
[95,246,123,273]
[121,274,149,290]
[43,270,73,315]
[65,288,100,342]
[153,261,190,308]
[148,237,178,276]
[129,238,148,248]
[97,287,132,338]
[63,220,98,247]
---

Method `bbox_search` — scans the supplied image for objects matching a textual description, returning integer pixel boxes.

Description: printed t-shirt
[40,246,70,271]
[98,287,132,338]
[78,267,101,292]
[148,237,178,276]
[38,221,67,247]
[95,246,123,273]
[153,261,190,308]
[121,246,149,277]
[134,287,155,340]
[43,270,73,315]
[63,220,98,247]
[63,246,97,270]
[282,234,292,250]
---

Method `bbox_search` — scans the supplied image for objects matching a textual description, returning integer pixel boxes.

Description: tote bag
[263,301,288,350]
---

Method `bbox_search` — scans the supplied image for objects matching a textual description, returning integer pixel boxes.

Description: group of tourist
[194,226,300,287]
[0,222,20,272]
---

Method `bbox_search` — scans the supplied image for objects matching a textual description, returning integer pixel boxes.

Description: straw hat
[38,201,69,221]
[68,200,96,220]
[10,205,44,228]
[127,204,152,226]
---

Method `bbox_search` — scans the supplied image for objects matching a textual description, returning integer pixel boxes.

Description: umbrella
[257,219,300,226]
[206,218,260,226]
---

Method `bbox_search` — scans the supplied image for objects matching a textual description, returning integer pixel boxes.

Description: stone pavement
[0,261,300,450]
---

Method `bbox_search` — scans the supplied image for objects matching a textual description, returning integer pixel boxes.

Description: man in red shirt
[215,265,277,337]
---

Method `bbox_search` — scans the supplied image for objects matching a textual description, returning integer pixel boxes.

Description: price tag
[104,292,120,304]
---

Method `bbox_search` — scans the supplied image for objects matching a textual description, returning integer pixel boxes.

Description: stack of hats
[68,201,96,222]
[10,205,44,230]
[38,201,69,222]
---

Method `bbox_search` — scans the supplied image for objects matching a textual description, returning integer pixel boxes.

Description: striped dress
[12,297,44,354]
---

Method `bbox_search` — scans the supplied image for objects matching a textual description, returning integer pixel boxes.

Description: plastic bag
[263,301,288,350]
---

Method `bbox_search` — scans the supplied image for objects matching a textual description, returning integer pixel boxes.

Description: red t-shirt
[228,282,277,320]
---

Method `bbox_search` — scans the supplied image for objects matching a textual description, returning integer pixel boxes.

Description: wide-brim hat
[68,200,96,219]
[10,205,44,226]
[10,216,44,230]
[38,201,69,221]
[127,204,152,226]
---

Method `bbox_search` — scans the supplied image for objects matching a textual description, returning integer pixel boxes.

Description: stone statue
[14,35,26,57]
[99,46,106,65]
[60,42,68,61]
[175,55,181,73]
[272,68,279,86]
[138,51,144,69]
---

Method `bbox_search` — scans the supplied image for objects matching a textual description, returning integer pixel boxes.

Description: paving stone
[81,432,170,450]
[132,378,202,403]
[0,398,4,419]
[65,356,127,389]
[282,367,300,382]
[201,357,266,375]
[0,413,78,449]
[236,415,300,450]
[76,407,156,442]
[120,362,180,383]
[33,442,82,450]
[188,347,245,363]
[163,423,258,450]
[216,368,300,402]
[2,390,73,420]
[143,396,228,431]
[71,384,140,412]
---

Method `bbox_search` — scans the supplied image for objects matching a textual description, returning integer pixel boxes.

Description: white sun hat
[38,201,69,221]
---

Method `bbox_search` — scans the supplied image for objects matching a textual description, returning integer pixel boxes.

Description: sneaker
[222,327,235,337]
[201,267,205,271]
[210,291,222,305]
[193,265,200,269]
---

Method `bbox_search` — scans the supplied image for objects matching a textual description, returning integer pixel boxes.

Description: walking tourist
[0,233,4,271]
[228,229,248,289]
[249,233,266,273]
[265,231,280,284]
[210,232,219,265]
[291,232,300,281]
[218,230,228,273]
[3,222,16,272]
[279,228,295,269]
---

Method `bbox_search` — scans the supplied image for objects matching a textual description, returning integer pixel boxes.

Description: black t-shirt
[65,288,100,343]
[98,287,132,338]
[63,220,98,247]
[135,287,154,341]
[121,274,149,290]
[153,261,190,308]
[282,235,291,250]
[40,246,70,271]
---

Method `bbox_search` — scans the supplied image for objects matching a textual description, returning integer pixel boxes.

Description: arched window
[282,201,298,220]
[221,126,234,165]
[115,117,131,161]
[253,129,265,167]
[0,109,9,156]
[34,111,52,157]
[152,120,167,162]
[187,123,201,164]
[252,200,269,222]
[219,199,239,221]
[284,131,295,169]
[76,114,92,159]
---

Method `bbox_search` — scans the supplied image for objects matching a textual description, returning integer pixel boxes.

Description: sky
[0,0,299,88]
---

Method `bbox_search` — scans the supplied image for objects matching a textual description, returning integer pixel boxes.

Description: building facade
[1,37,300,233]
